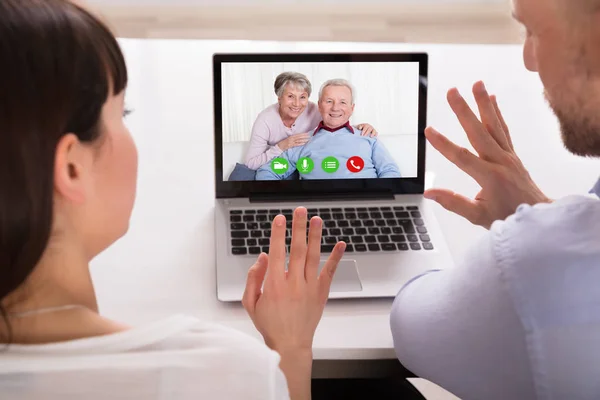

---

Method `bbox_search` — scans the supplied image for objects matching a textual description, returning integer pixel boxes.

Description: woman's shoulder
[151,315,277,359]
[0,315,287,400]
[5,315,282,379]
[146,317,286,395]
[255,103,280,124]
[305,101,319,117]
[295,102,321,132]
[2,314,275,362]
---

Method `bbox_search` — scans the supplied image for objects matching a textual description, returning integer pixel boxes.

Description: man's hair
[274,72,312,98]
[318,79,356,104]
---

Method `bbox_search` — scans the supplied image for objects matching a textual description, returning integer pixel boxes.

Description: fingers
[447,88,504,163]
[424,188,484,226]
[266,215,287,284]
[242,253,269,315]
[425,127,487,185]
[305,216,324,281]
[490,95,514,151]
[472,82,511,152]
[357,124,375,136]
[318,242,346,303]
[293,134,310,147]
[285,133,310,149]
[288,207,308,281]
[363,127,378,137]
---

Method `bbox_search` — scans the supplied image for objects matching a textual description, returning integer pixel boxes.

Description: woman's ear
[53,133,90,204]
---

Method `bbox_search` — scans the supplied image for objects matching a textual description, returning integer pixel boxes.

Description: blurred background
[84,0,519,44]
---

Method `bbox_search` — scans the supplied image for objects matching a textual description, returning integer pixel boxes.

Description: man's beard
[545,86,600,157]
[543,38,600,157]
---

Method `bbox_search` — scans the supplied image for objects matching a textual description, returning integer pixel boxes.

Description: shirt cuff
[272,145,283,155]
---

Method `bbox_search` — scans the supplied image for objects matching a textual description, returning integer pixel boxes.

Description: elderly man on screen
[255,79,401,180]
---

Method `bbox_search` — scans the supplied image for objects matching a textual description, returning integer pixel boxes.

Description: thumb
[424,188,482,225]
[242,253,269,315]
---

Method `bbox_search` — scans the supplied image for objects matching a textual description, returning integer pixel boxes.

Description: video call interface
[220,60,421,182]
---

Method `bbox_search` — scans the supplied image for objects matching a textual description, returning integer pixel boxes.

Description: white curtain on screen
[221,62,420,143]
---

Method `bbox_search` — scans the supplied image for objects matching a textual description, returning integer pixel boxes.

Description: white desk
[91,39,600,364]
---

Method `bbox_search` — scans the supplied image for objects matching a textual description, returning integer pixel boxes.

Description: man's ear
[54,133,88,204]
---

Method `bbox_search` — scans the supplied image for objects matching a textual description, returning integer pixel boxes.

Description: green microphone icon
[298,157,314,174]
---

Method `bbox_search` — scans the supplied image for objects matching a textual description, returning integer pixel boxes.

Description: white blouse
[0,314,290,399]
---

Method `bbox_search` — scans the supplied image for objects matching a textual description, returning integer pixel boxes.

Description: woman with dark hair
[0,1,345,399]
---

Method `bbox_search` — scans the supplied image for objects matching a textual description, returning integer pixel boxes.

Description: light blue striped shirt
[255,127,401,180]
[390,181,600,400]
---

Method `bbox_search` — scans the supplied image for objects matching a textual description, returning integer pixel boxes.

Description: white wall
[221,62,420,142]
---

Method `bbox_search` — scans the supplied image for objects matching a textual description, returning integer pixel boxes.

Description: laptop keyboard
[229,206,433,255]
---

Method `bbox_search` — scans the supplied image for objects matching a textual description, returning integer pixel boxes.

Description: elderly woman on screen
[244,71,378,170]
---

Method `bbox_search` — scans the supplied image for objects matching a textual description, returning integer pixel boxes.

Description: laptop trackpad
[319,259,362,292]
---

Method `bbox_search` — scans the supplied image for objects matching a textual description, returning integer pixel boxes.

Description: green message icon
[322,156,339,173]
[297,157,314,174]
[271,158,289,174]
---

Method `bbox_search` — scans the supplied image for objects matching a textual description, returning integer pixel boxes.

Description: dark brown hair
[0,0,128,341]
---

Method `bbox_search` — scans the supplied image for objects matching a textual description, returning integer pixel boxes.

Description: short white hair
[318,79,356,104]
[274,72,312,98]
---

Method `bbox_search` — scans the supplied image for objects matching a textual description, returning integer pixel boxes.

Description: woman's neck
[7,235,99,312]
[278,108,296,128]
[0,234,111,344]
[3,307,128,345]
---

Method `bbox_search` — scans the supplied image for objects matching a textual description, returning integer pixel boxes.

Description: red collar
[313,121,354,136]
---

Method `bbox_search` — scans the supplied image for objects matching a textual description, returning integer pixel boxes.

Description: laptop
[213,52,452,302]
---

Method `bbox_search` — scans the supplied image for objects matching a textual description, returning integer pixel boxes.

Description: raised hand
[243,207,346,400]
[425,81,550,229]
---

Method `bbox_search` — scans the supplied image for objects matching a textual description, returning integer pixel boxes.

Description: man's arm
[255,147,301,181]
[390,230,535,400]
[371,139,401,178]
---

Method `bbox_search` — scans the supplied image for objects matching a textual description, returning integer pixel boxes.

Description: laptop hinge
[249,191,395,203]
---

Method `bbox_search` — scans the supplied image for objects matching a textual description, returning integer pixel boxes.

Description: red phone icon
[347,156,364,173]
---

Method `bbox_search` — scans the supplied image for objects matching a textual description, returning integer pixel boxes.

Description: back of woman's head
[0,0,128,338]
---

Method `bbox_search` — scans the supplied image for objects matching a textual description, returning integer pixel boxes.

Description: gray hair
[274,72,312,98]
[318,79,356,104]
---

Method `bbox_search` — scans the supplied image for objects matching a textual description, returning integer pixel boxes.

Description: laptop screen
[213,53,428,198]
